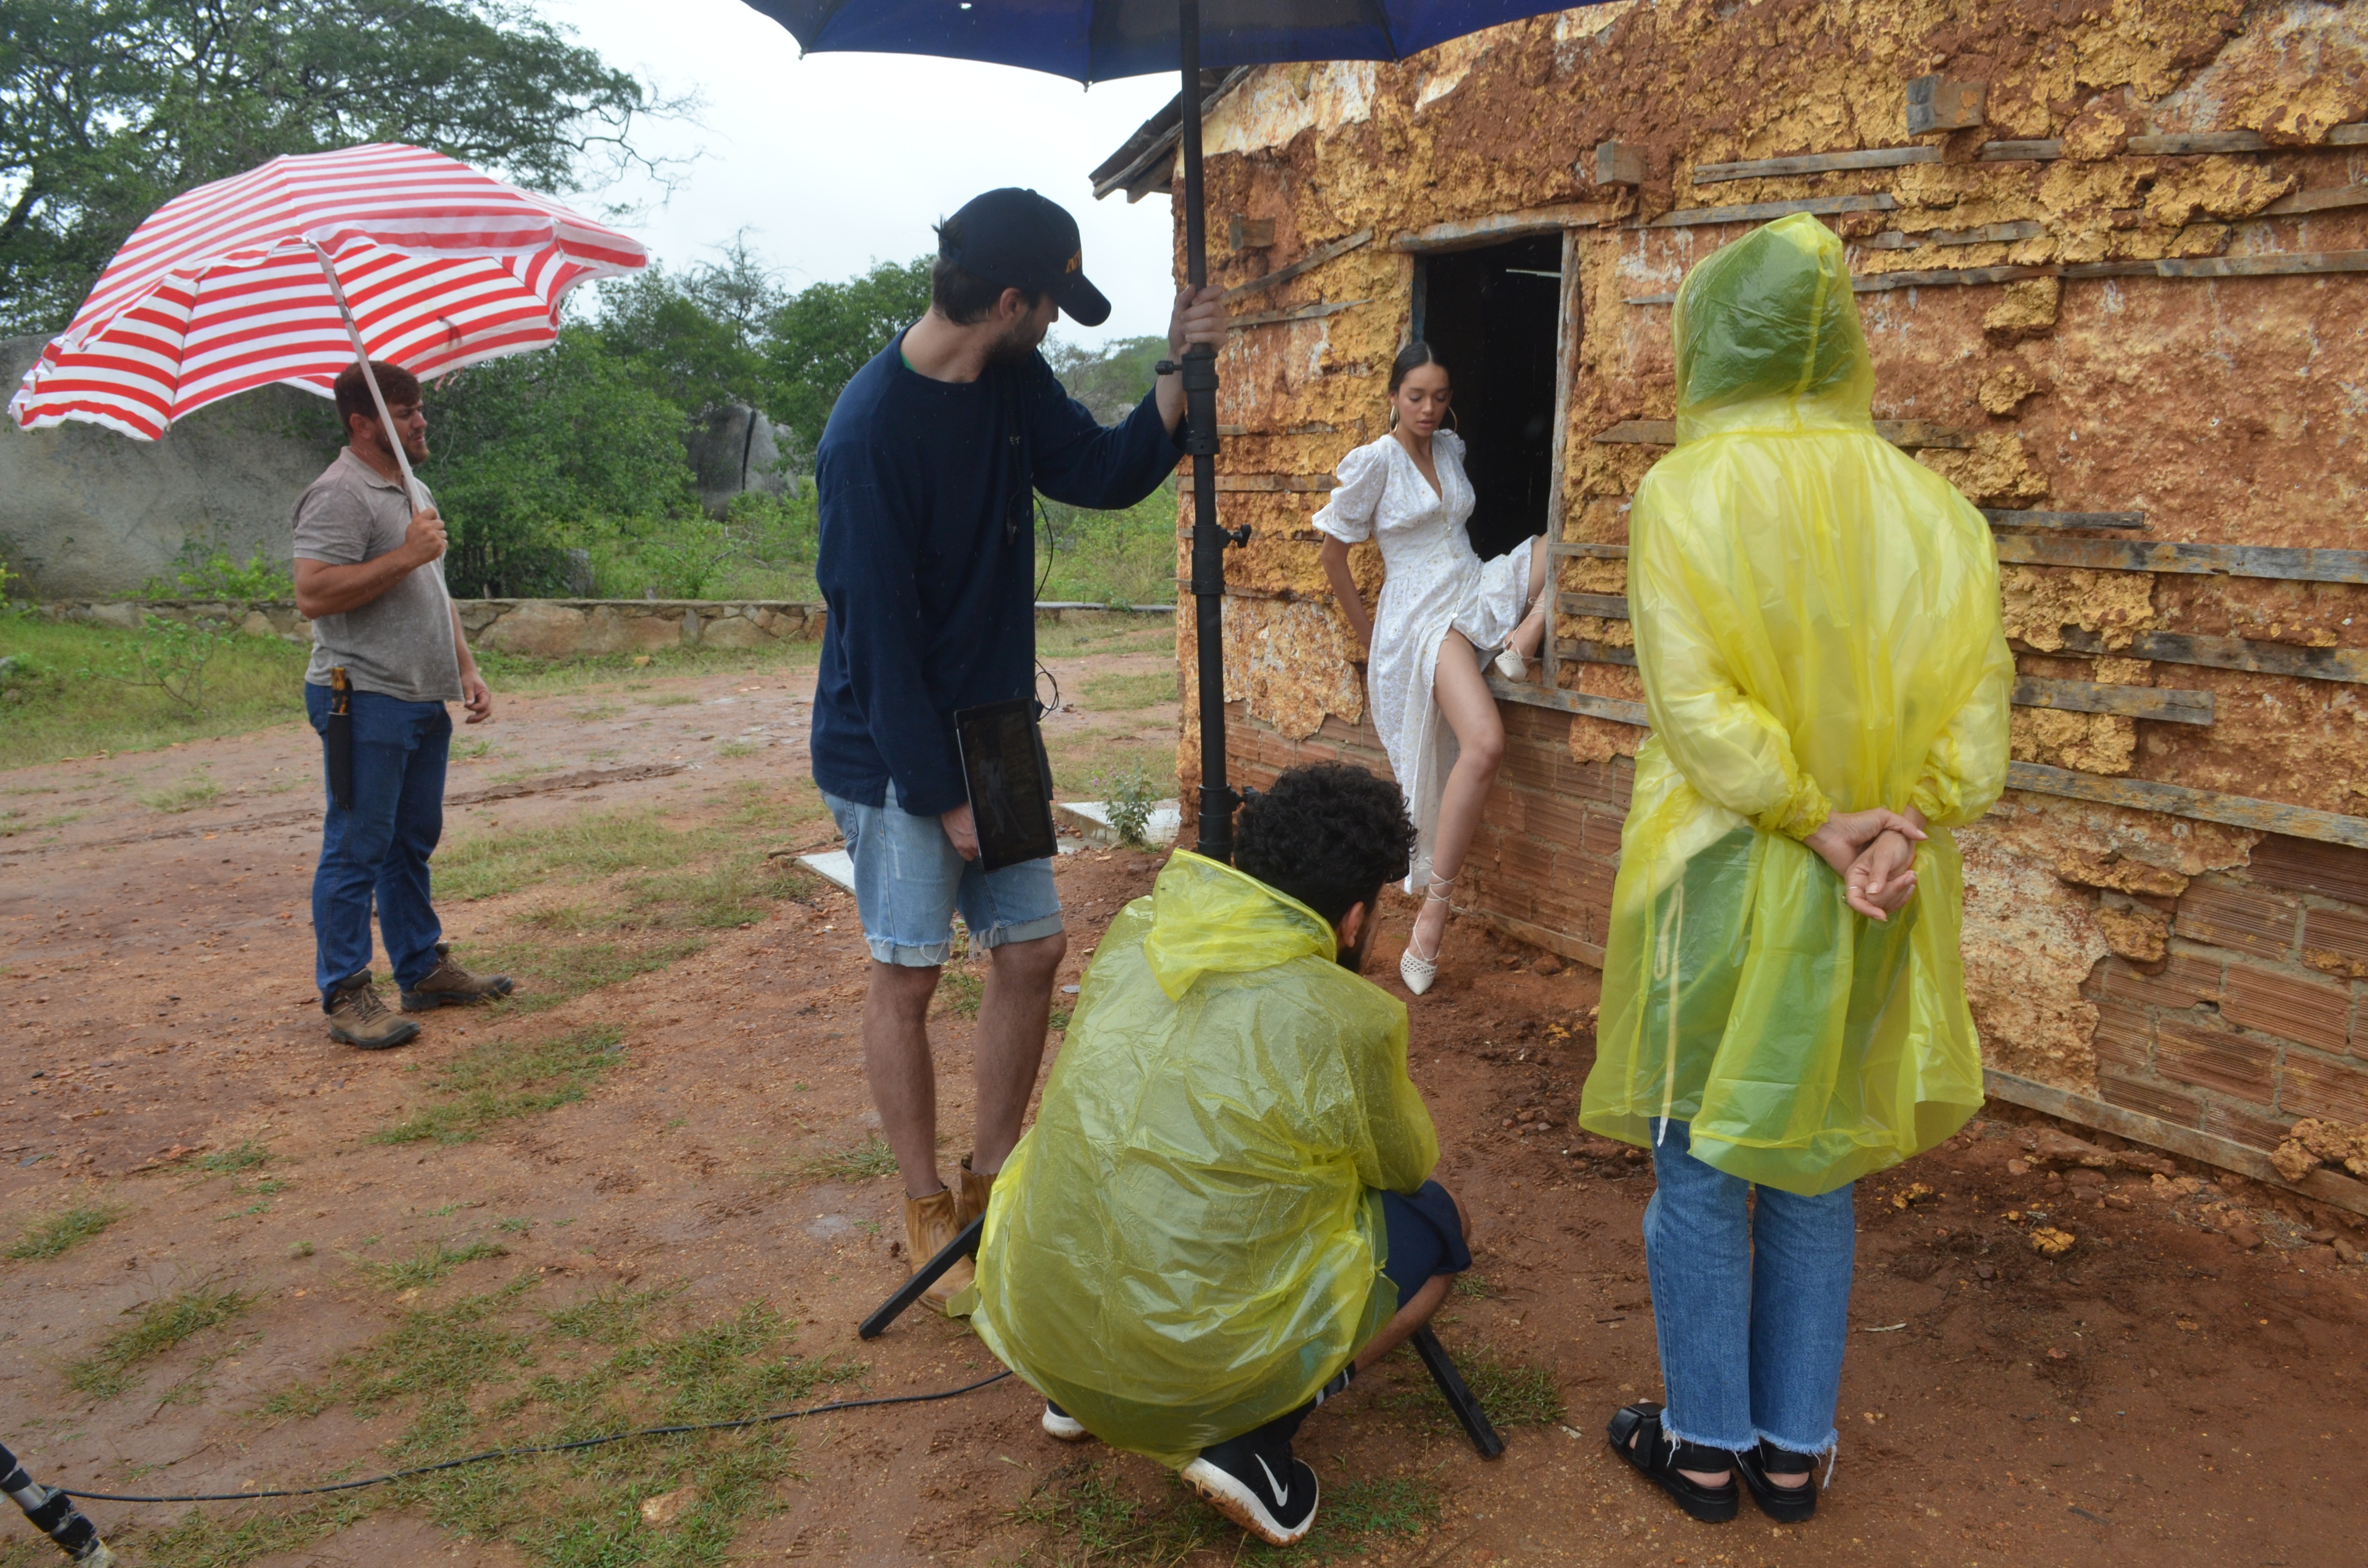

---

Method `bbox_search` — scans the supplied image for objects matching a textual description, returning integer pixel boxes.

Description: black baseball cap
[939,188,1112,328]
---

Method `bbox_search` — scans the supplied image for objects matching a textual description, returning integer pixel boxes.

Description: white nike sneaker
[1183,1433,1319,1545]
[1041,1400,1091,1443]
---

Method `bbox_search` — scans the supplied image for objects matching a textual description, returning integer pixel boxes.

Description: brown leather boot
[958,1158,996,1227]
[903,1187,974,1313]
[324,972,419,1051]
[400,944,515,1012]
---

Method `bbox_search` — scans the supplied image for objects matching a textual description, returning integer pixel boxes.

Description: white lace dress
[1313,430,1536,891]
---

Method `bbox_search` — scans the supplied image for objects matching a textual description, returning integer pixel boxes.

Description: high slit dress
[1312,430,1535,892]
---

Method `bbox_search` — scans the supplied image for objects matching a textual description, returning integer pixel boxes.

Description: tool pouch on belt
[325,665,355,810]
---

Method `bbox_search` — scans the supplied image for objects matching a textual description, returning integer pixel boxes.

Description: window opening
[1409,234,1565,562]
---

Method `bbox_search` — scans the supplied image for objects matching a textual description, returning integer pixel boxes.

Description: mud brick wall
[1147,0,2368,1177]
[2086,837,2368,1155]
[1221,699,1631,967]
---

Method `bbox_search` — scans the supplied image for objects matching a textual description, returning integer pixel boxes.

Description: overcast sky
[538,0,1186,349]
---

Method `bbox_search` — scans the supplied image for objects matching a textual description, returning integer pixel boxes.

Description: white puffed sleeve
[1311,441,1388,544]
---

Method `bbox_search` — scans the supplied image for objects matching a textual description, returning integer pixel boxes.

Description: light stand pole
[1176,0,1248,863]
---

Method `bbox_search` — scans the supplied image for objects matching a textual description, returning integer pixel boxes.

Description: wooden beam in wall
[2011,676,2213,725]
[1981,1069,2368,1219]
[1219,229,1374,305]
[1693,147,1940,184]
[1392,202,1624,250]
[1982,509,2148,531]
[1864,220,2044,248]
[2006,763,2368,849]
[1227,299,1368,331]
[1994,534,2368,586]
[1555,637,1638,667]
[2045,627,2368,686]
[1626,250,2368,304]
[1977,139,2063,161]
[1483,673,1646,725]
[1648,192,1897,229]
[1174,473,1335,493]
[2264,183,2368,216]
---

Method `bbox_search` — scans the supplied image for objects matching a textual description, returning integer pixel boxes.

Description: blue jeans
[305,683,450,1002]
[1643,1121,1856,1456]
[821,782,1063,966]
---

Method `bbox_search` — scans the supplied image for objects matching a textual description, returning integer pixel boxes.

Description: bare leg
[863,960,946,1199]
[969,929,1066,1174]
[1411,634,1506,960]
[1510,535,1552,658]
[1356,1274,1453,1371]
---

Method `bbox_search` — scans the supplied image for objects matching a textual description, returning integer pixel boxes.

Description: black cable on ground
[58,1369,1012,1505]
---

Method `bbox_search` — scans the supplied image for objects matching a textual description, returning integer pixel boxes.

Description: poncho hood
[1142,850,1339,998]
[1673,211,1876,444]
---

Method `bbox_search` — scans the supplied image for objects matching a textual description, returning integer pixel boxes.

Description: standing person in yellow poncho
[970,764,1473,1548]
[1582,213,2013,1527]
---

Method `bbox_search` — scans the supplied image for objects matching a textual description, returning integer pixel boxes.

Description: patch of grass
[364,1239,511,1291]
[452,738,495,760]
[1452,1272,1493,1298]
[570,701,624,721]
[438,809,713,901]
[937,966,984,1018]
[65,1283,253,1400]
[139,773,222,813]
[373,1028,625,1146]
[480,936,708,1015]
[6,1201,128,1261]
[498,1216,535,1234]
[0,616,313,770]
[1049,1007,1072,1033]
[1380,1345,1564,1430]
[213,1278,861,1568]
[289,1241,315,1259]
[788,1137,899,1185]
[715,739,757,759]
[1081,669,1180,712]
[644,692,700,707]
[198,1140,272,1176]
[470,635,821,699]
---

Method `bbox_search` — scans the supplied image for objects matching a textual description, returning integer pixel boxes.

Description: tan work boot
[400,944,515,1013]
[325,972,419,1051]
[903,1187,974,1314]
[959,1158,996,1227]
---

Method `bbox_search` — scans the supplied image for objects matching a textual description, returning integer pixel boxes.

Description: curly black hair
[1233,762,1418,927]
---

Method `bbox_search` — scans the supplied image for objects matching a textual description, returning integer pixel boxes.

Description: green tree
[0,0,663,334]
[423,325,694,596]
[595,240,780,420]
[1046,334,1167,424]
[761,257,933,445]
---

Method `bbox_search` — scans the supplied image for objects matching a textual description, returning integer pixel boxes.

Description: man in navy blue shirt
[811,187,1223,1312]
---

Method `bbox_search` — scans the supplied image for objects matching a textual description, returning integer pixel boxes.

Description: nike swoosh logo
[1255,1453,1290,1508]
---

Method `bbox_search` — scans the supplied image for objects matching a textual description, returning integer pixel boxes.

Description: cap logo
[1066,251,1082,274]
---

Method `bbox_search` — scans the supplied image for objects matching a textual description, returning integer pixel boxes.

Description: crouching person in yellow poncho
[1582,213,2013,1526]
[970,763,1471,1547]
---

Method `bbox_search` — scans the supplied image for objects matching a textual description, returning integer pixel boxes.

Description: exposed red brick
[2246,833,2368,906]
[1521,794,1589,845]
[2097,1074,2202,1127]
[1497,737,1563,794]
[2176,879,2301,958]
[2202,1101,2293,1152]
[2089,999,2152,1075]
[2220,963,2353,1054]
[2302,906,2368,980]
[2084,951,2224,1012]
[2154,1017,2276,1102]
[1563,758,1636,807]
[2278,1051,2368,1125]
[1580,807,1626,860]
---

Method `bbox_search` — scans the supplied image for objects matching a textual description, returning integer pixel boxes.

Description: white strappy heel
[1401,875,1455,996]
[1491,594,1549,683]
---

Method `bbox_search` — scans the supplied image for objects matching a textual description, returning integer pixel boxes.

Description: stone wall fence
[36,597,1174,657]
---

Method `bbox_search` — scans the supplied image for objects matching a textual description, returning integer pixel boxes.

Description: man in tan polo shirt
[291,361,512,1049]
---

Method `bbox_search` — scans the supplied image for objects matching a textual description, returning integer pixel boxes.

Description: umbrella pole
[308,242,453,609]
[1177,0,1242,863]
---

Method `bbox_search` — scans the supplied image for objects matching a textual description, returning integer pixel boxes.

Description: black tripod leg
[1411,1326,1506,1458]
[858,1215,984,1341]
[0,1441,114,1564]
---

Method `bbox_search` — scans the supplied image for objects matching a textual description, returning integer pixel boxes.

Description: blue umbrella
[741,0,1601,861]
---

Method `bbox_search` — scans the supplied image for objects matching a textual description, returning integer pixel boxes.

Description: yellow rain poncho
[1579,213,2013,1195]
[971,851,1436,1467]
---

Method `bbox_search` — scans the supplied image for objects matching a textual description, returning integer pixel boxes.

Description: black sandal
[1606,1403,1739,1522]
[1736,1440,1819,1522]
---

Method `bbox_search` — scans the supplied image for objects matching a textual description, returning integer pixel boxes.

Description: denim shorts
[823,783,1064,966]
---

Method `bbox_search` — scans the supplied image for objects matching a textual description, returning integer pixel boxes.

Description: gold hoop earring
[1447,406,1461,433]
[1387,406,1398,430]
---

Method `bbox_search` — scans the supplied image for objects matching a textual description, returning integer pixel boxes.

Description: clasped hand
[1801,808,1926,922]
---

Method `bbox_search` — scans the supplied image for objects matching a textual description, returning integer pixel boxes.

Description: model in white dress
[1315,348,1551,993]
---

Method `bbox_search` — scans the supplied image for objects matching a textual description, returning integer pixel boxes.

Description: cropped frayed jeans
[1643,1121,1856,1457]
[306,683,450,1002]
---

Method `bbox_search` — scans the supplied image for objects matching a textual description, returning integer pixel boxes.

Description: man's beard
[986,317,1042,367]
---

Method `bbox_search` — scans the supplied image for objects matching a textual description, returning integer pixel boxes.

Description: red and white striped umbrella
[8,143,648,440]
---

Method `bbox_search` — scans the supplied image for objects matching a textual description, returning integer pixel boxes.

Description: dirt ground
[4,633,2367,1567]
